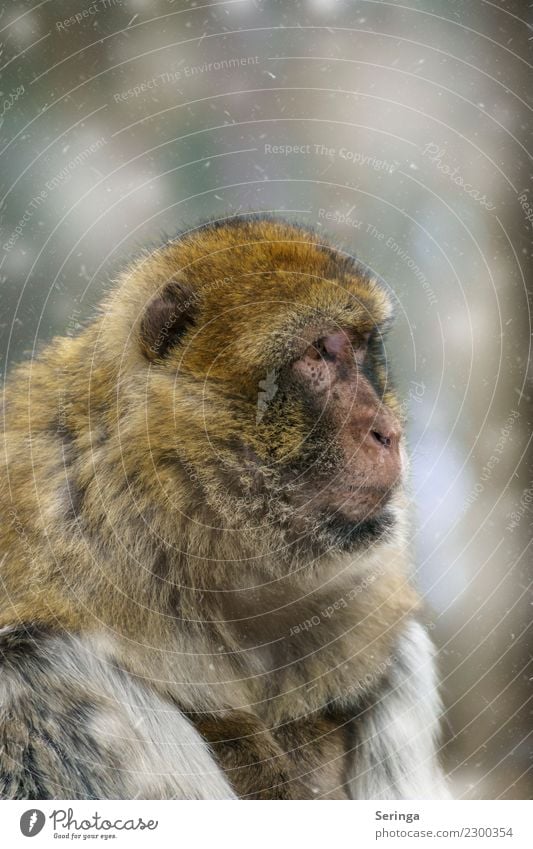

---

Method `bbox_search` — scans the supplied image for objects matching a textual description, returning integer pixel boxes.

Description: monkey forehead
[214,280,390,362]
[181,220,392,313]
[103,218,393,373]
[171,278,390,391]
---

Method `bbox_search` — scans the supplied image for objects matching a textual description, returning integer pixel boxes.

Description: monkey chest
[193,710,352,800]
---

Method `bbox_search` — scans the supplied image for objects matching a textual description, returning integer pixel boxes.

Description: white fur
[0,632,236,800]
[62,634,237,800]
[348,620,450,799]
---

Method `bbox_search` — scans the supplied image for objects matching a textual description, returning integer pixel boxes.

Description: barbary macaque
[0,217,449,799]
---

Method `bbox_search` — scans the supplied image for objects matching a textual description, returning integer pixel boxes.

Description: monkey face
[131,218,403,554]
[249,318,403,553]
[288,327,402,519]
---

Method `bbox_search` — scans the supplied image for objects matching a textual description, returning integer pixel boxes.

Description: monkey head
[103,217,405,560]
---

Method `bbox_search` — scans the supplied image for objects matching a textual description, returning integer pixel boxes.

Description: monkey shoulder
[0,625,235,800]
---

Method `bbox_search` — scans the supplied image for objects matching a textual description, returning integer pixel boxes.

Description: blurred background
[0,0,531,799]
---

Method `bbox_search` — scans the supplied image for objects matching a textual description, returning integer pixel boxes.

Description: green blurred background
[0,0,531,798]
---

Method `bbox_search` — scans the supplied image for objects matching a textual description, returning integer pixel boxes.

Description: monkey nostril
[372,430,392,448]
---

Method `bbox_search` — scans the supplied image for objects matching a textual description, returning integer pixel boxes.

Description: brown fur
[190,711,307,799]
[0,216,426,799]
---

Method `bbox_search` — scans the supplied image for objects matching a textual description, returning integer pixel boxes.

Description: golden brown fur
[0,216,446,799]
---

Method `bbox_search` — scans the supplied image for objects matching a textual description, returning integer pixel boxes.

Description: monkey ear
[139,282,197,361]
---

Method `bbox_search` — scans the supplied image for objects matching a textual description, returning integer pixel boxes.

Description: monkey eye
[308,337,337,362]
[306,329,370,364]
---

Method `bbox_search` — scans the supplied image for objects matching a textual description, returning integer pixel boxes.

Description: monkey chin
[286,480,401,555]
[307,480,401,552]
[318,507,396,554]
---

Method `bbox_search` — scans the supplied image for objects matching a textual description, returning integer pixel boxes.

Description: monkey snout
[372,429,393,448]
[369,416,400,451]
[355,405,400,448]
[350,408,402,488]
[366,430,401,483]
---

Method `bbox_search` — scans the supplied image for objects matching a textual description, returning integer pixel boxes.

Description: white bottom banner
[1,800,532,848]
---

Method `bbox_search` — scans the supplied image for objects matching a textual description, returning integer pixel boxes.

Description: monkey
[0,216,449,800]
